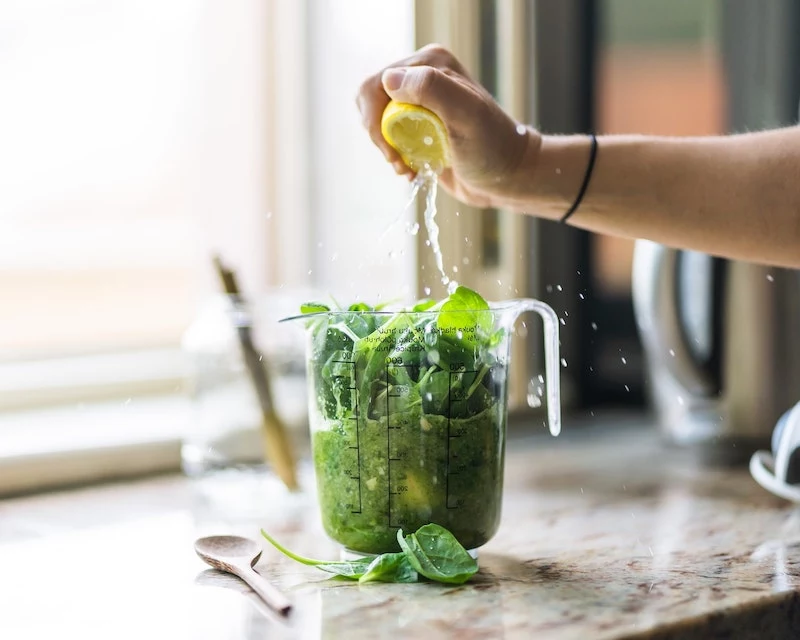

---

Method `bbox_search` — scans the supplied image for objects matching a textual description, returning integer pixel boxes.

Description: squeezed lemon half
[380,101,451,172]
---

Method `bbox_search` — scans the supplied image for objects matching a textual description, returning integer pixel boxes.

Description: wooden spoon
[194,535,292,615]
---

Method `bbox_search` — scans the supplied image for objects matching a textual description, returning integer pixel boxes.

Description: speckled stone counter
[2,419,799,639]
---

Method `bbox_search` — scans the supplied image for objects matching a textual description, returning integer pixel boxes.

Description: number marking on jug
[333,358,362,514]
[446,368,479,510]
[386,358,416,529]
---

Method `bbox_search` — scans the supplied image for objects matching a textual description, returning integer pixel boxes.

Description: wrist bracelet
[560,133,598,224]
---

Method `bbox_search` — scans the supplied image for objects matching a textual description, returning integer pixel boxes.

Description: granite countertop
[2,418,799,639]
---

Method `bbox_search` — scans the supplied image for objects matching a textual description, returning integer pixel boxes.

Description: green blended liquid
[302,292,510,555]
[312,401,505,555]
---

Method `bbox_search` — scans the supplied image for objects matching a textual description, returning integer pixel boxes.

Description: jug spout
[508,299,562,436]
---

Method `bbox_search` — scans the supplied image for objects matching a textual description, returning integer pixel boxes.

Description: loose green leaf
[436,286,492,342]
[260,529,371,579]
[348,302,374,312]
[411,299,437,313]
[358,552,419,584]
[396,524,478,585]
[301,302,331,314]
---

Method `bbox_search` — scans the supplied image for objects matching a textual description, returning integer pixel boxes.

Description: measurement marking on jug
[447,363,478,510]
[333,358,362,514]
[386,357,415,529]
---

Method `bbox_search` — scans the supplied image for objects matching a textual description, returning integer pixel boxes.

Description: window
[0,0,416,494]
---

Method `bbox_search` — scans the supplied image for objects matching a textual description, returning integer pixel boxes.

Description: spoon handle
[237,564,292,615]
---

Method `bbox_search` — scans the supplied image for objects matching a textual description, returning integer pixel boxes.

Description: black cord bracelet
[560,133,598,224]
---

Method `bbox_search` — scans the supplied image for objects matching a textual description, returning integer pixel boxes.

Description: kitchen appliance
[750,402,800,501]
[632,240,800,464]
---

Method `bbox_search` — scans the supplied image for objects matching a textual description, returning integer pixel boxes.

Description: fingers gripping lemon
[381,101,451,173]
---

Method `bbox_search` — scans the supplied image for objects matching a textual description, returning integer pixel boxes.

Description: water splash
[417,167,458,292]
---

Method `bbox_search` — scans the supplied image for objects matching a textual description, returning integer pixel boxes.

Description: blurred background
[2,0,799,493]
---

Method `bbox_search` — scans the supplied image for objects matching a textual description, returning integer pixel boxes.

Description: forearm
[499,127,800,268]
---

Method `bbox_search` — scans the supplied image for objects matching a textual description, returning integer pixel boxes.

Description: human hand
[356,44,539,209]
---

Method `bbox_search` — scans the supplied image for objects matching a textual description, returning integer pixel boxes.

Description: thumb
[382,66,466,121]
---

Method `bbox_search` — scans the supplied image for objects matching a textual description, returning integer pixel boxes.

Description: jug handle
[515,300,562,436]
[631,240,717,396]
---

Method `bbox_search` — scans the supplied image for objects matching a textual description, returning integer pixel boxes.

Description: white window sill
[0,394,189,497]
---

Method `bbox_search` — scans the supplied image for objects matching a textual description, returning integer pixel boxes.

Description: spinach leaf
[348,302,374,312]
[436,286,492,343]
[396,524,478,585]
[260,529,371,579]
[411,299,437,312]
[358,552,418,584]
[301,302,330,314]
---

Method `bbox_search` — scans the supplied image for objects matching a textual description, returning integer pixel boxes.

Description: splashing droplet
[767,274,775,282]
[624,384,630,392]
[556,285,563,292]
[669,348,675,357]
[423,135,434,146]
[527,378,544,408]
[406,221,420,235]
[560,358,568,368]
[677,396,685,406]
[579,293,585,300]
[516,124,527,135]
[424,286,431,296]
[620,357,627,364]
[591,322,598,331]
[559,318,566,326]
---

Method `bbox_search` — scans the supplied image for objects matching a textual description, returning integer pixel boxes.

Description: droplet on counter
[423,135,433,146]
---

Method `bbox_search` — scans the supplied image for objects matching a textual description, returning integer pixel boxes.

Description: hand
[356,44,539,209]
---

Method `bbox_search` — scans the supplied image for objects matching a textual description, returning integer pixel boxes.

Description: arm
[358,45,800,269]
[501,127,800,268]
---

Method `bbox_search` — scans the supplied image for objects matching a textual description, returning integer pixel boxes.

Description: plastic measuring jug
[285,298,561,556]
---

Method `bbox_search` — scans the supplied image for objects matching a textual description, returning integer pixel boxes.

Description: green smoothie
[300,287,509,555]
